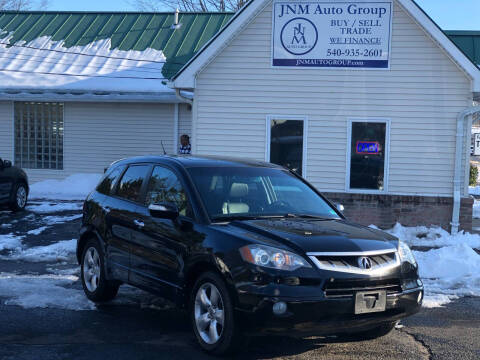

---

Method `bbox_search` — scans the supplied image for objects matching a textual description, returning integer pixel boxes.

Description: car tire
[9,182,28,212]
[190,271,242,355]
[80,238,120,303]
[342,322,396,341]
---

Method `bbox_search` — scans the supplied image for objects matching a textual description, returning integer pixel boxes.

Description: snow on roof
[0,31,172,95]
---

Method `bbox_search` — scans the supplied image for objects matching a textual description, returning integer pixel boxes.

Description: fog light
[273,301,287,315]
[417,291,423,304]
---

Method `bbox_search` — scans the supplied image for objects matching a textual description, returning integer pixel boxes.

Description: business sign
[474,133,480,155]
[356,141,380,154]
[272,1,393,69]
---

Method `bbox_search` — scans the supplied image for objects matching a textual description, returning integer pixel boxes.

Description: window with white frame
[267,117,307,176]
[347,119,389,192]
[14,102,64,170]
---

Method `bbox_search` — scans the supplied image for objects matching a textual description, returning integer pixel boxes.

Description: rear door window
[116,165,151,203]
[97,165,126,195]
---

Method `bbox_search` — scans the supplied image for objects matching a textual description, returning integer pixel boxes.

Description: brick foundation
[323,193,474,232]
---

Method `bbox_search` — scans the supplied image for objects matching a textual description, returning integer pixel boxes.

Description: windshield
[188,167,340,221]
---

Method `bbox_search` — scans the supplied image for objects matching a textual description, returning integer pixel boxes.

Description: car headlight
[239,245,311,271]
[398,241,416,265]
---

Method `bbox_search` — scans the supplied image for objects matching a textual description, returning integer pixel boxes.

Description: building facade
[172,0,480,231]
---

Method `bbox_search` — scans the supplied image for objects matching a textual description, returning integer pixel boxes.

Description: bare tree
[130,0,246,12]
[0,0,49,10]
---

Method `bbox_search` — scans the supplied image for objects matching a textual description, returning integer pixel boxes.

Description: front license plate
[354,291,387,315]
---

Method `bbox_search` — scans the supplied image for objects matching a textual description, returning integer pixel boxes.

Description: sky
[45,0,480,31]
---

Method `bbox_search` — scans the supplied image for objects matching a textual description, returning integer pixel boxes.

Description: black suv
[78,156,423,355]
[0,158,29,211]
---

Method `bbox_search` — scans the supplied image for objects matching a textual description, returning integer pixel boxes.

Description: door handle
[133,220,145,228]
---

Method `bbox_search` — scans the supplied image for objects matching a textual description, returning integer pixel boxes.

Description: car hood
[221,218,398,254]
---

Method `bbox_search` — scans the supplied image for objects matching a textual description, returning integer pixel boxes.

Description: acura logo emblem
[358,257,373,269]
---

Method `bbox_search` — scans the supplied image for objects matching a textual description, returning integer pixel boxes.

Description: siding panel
[195,2,472,197]
[0,102,13,162]
[26,102,174,183]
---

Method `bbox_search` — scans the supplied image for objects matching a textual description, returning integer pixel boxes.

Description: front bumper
[235,285,423,336]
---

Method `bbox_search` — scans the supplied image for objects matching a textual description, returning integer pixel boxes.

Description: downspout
[451,105,480,234]
[174,87,194,154]
[173,103,179,154]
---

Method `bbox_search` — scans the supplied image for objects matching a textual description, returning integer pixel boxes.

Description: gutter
[0,89,180,103]
[451,105,480,234]
[175,88,193,105]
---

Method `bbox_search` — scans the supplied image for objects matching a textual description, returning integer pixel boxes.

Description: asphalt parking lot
[0,202,479,360]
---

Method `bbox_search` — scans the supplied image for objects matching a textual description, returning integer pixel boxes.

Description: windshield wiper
[284,214,340,220]
[211,214,340,222]
[212,215,285,222]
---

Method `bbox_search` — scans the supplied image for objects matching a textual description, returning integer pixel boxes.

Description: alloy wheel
[194,282,225,345]
[83,247,101,292]
[16,186,27,208]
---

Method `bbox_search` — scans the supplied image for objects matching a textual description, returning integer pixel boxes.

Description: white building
[1,0,480,231]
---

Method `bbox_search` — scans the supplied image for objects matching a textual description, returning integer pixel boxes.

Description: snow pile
[375,223,480,308]
[3,239,76,262]
[414,244,480,307]
[0,234,24,252]
[0,273,95,310]
[0,34,170,93]
[384,223,480,249]
[469,186,480,195]
[30,174,102,200]
[27,202,83,213]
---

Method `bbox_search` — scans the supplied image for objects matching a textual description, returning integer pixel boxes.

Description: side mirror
[2,160,12,169]
[148,203,179,220]
[336,203,345,212]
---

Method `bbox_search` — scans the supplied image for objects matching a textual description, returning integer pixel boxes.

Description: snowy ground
[29,174,102,200]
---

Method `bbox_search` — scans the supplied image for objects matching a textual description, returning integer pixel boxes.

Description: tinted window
[188,167,339,220]
[145,166,191,217]
[116,165,150,203]
[97,165,126,195]
[350,122,387,190]
[270,119,304,175]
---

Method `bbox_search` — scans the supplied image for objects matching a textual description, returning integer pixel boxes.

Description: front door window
[145,166,192,218]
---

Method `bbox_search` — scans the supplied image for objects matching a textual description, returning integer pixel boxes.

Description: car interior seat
[222,183,249,214]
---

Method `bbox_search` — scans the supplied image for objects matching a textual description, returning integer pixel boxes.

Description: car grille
[307,250,399,275]
[323,278,403,298]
